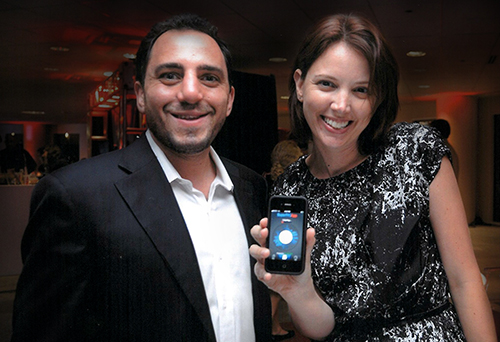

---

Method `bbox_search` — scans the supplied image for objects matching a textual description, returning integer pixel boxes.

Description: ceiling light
[123,53,136,59]
[280,96,289,100]
[269,57,287,63]
[21,110,45,115]
[50,46,70,52]
[103,71,113,77]
[406,51,426,57]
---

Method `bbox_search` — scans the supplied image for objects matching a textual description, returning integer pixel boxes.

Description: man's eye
[201,74,220,83]
[159,73,180,81]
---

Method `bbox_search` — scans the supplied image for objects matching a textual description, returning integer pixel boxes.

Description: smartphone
[265,195,308,275]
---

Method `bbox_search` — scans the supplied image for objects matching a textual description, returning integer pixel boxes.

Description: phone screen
[266,196,307,274]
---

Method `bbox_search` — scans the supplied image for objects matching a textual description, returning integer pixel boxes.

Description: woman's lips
[322,116,351,129]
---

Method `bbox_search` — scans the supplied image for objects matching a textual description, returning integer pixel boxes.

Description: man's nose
[177,73,203,104]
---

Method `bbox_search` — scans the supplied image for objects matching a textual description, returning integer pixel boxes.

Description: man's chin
[172,144,210,155]
[162,137,212,155]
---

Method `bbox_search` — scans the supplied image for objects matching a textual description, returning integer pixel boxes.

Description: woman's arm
[250,219,335,340]
[429,157,497,341]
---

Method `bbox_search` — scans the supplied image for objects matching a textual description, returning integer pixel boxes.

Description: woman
[250,14,496,341]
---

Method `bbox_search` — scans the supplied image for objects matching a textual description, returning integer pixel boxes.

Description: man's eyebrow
[153,63,225,76]
[198,65,224,75]
[154,63,182,73]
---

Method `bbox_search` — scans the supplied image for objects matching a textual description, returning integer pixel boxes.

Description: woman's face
[294,41,375,155]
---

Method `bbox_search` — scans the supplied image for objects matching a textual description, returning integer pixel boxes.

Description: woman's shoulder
[386,121,444,152]
[388,121,435,141]
[271,155,308,195]
[281,155,308,177]
[384,121,451,181]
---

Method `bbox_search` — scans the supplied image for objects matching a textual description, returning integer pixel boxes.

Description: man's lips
[171,112,209,120]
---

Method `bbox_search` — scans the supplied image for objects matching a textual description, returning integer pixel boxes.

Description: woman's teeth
[323,117,349,129]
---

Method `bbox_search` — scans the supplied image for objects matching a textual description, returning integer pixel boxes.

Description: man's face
[135,29,235,155]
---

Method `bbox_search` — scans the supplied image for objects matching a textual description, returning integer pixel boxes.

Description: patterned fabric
[272,122,465,341]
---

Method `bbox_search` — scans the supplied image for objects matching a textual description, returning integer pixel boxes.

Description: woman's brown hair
[289,13,399,155]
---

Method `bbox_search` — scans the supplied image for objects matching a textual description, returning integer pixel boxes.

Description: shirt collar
[145,130,234,192]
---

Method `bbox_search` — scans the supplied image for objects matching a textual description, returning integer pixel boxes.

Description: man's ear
[225,86,235,117]
[134,81,145,113]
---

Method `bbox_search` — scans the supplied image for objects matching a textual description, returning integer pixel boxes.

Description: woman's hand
[250,218,335,339]
[249,218,316,297]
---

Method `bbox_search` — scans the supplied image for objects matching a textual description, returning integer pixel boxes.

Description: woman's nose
[177,73,203,103]
[330,89,350,113]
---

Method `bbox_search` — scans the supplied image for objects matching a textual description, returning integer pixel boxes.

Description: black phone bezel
[265,195,308,275]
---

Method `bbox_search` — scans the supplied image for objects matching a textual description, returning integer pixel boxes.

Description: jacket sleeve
[12,173,102,341]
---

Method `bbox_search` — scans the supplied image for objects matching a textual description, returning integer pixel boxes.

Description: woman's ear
[294,69,304,102]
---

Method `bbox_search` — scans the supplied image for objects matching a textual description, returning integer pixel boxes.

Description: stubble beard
[146,108,226,155]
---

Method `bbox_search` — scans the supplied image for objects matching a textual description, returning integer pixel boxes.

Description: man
[12,14,271,341]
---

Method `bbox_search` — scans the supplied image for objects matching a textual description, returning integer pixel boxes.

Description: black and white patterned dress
[271,122,466,341]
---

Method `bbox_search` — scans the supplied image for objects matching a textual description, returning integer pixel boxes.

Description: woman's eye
[355,87,369,94]
[318,80,334,88]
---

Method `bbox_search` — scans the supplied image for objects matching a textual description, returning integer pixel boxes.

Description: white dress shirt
[146,130,255,342]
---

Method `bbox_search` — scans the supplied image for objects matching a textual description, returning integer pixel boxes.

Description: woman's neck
[306,143,367,179]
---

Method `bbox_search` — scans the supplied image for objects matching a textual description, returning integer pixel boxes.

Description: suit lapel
[223,159,262,246]
[114,137,216,341]
[224,159,272,339]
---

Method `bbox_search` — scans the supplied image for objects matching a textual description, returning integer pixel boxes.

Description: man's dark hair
[135,13,233,86]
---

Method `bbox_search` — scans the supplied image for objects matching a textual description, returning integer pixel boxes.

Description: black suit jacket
[11,136,271,341]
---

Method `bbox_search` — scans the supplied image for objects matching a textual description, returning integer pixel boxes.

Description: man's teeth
[174,114,204,120]
[324,117,349,129]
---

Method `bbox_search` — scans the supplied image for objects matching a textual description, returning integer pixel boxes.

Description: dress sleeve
[391,123,451,184]
[409,123,452,184]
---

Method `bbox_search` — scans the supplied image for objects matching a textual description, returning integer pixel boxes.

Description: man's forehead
[153,30,222,57]
[149,29,227,71]
[163,30,211,46]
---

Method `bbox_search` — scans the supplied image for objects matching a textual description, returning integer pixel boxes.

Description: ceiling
[1,0,499,124]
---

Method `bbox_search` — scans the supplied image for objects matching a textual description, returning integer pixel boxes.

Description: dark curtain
[213,71,279,176]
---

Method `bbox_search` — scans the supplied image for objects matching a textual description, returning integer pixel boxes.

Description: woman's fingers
[305,228,316,256]
[251,218,269,246]
[251,221,318,293]
[249,244,269,263]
